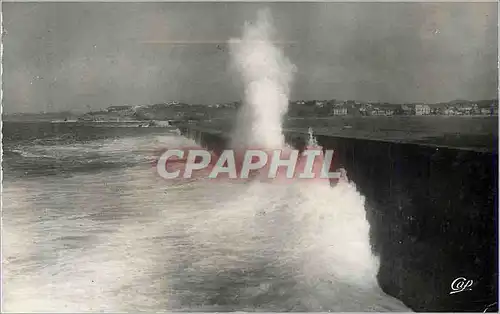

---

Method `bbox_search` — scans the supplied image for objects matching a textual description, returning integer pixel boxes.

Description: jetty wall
[177,125,498,312]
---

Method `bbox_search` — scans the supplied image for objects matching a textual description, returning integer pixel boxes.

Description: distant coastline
[4,98,499,123]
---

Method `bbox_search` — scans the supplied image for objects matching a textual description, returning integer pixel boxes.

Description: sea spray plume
[228,10,296,150]
[308,127,319,147]
[226,10,331,183]
[205,10,407,310]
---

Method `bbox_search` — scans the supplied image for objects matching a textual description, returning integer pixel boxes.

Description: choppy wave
[3,132,190,178]
[2,130,410,312]
[3,160,409,312]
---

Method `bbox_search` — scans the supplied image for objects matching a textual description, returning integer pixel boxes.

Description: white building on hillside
[332,107,348,116]
[415,104,431,115]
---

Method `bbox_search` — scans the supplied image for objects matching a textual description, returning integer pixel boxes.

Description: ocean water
[2,11,411,312]
[2,122,410,312]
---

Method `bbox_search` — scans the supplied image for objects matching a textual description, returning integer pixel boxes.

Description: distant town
[286,99,499,117]
[4,99,499,123]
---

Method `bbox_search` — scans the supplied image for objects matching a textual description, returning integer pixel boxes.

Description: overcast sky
[3,2,498,113]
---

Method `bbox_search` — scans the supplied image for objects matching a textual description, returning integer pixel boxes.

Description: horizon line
[5,98,499,115]
[139,40,298,45]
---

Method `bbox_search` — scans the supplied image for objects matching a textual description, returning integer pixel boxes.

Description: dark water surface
[204,116,498,152]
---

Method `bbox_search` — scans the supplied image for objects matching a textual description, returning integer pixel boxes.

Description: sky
[3,2,498,113]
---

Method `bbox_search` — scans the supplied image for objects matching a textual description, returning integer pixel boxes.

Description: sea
[2,121,411,312]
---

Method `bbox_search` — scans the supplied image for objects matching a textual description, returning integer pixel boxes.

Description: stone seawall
[314,135,497,313]
[177,125,498,312]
